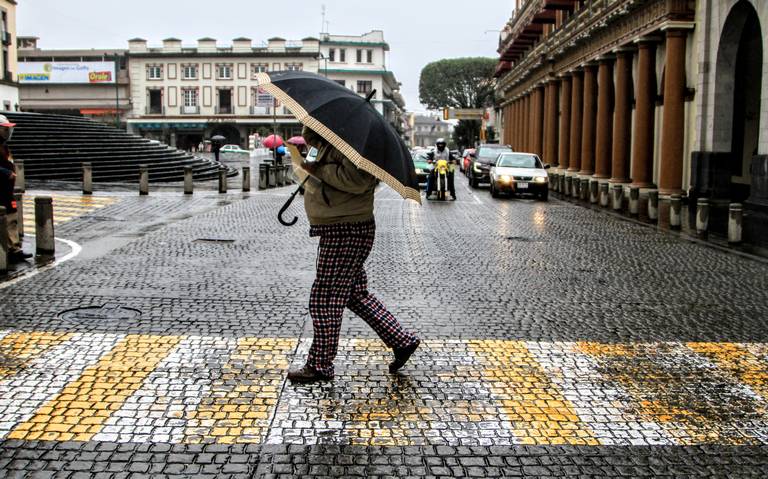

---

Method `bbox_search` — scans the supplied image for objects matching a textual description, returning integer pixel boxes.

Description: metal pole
[115,55,120,129]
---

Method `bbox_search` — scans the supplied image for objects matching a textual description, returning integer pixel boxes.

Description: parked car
[468,144,513,188]
[412,150,431,187]
[489,152,550,200]
[220,144,249,154]
[461,148,476,174]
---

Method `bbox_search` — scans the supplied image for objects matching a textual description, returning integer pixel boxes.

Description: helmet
[0,114,15,143]
[435,138,446,146]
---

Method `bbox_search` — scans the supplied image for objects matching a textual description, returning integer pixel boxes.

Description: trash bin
[268,164,277,187]
[259,164,270,189]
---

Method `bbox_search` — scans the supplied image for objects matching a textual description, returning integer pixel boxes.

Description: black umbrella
[210,135,226,142]
[255,71,420,213]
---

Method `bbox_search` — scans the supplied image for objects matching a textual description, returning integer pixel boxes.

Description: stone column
[631,38,658,188]
[611,48,634,183]
[569,70,583,172]
[524,93,532,152]
[544,79,559,167]
[659,28,688,195]
[580,63,598,176]
[558,74,572,171]
[594,57,614,179]
[533,85,545,157]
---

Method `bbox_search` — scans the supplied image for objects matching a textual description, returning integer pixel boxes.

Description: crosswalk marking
[2,331,768,446]
[20,194,118,234]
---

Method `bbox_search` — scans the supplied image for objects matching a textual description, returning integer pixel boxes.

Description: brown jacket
[302,127,376,225]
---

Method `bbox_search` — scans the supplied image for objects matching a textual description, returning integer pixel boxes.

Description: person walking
[0,115,31,262]
[287,126,420,384]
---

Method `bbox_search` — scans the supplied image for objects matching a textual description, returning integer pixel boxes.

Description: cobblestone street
[1,179,768,478]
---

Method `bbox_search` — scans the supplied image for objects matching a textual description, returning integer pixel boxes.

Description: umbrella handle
[278,177,310,227]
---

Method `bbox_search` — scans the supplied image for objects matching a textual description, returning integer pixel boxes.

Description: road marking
[21,194,118,235]
[0,236,82,291]
[7,334,180,442]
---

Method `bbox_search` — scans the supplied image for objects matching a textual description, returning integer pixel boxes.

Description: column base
[631,181,656,189]
[609,177,631,184]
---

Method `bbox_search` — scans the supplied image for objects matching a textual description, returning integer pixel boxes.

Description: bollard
[283,165,292,185]
[564,176,572,197]
[648,190,659,221]
[573,177,581,198]
[184,166,193,194]
[728,203,742,244]
[0,206,6,273]
[551,174,559,193]
[629,187,639,215]
[218,168,227,194]
[669,194,682,229]
[82,162,93,195]
[242,166,251,192]
[268,164,277,187]
[599,183,610,207]
[14,192,23,239]
[696,198,709,238]
[15,160,24,193]
[34,196,55,256]
[276,165,285,187]
[589,180,599,204]
[580,179,590,201]
[139,165,149,196]
[612,185,623,211]
[259,164,269,189]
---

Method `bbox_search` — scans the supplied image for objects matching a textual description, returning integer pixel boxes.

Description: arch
[713,0,763,153]
[208,124,241,146]
[711,0,763,202]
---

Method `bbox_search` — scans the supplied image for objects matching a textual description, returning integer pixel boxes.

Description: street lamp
[318,53,329,77]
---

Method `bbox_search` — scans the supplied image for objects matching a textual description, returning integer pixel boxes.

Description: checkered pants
[306,220,419,376]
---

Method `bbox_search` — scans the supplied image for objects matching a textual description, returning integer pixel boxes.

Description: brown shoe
[389,339,420,373]
[287,365,332,384]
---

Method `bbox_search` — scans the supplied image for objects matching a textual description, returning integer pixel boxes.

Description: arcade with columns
[495,0,768,246]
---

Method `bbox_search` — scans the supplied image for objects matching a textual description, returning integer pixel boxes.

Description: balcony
[180,105,200,115]
[145,105,164,115]
[249,105,291,116]
[215,105,233,114]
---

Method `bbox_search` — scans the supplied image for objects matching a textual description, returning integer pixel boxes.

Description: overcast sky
[19,0,512,112]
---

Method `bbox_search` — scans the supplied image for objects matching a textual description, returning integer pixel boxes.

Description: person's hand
[9,172,15,180]
[301,160,319,174]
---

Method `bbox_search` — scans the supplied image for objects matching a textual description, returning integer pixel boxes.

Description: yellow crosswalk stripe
[470,340,599,445]
[19,194,117,234]
[687,342,768,400]
[7,334,181,442]
[0,332,74,378]
[183,337,295,444]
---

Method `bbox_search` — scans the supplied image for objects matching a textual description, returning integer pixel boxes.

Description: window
[328,49,335,62]
[285,63,303,71]
[251,63,269,77]
[356,49,362,63]
[366,49,373,63]
[147,65,162,80]
[334,80,345,87]
[182,88,198,107]
[216,64,232,79]
[356,80,372,95]
[339,49,346,62]
[182,64,198,80]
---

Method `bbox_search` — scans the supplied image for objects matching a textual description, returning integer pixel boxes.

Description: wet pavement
[1,176,768,477]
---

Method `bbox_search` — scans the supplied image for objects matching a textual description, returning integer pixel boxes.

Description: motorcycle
[434,158,449,201]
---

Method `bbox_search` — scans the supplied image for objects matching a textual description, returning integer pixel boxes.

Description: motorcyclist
[426,138,458,200]
[0,114,30,262]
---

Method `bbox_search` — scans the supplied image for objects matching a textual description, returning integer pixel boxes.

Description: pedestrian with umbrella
[210,134,226,162]
[258,71,421,383]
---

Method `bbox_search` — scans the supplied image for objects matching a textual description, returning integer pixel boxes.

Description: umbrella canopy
[255,71,420,203]
[287,135,306,146]
[263,134,283,148]
[210,134,226,142]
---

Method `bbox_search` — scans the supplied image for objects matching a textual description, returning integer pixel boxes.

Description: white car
[220,144,249,154]
[489,152,550,200]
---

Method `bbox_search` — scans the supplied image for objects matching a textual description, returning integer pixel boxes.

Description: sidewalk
[1,179,768,477]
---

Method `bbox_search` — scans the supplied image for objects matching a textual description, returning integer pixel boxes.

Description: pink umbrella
[263,134,283,148]
[287,136,306,146]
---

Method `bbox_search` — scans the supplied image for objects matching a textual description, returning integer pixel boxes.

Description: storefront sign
[18,61,116,84]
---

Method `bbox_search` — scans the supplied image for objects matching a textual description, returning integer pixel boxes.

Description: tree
[418,57,497,149]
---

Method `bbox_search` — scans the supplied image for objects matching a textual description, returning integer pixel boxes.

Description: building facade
[408,113,453,148]
[319,30,406,133]
[0,0,18,111]
[17,37,130,124]
[126,37,320,149]
[495,0,768,245]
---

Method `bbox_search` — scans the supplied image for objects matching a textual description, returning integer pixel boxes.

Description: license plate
[517,182,529,189]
